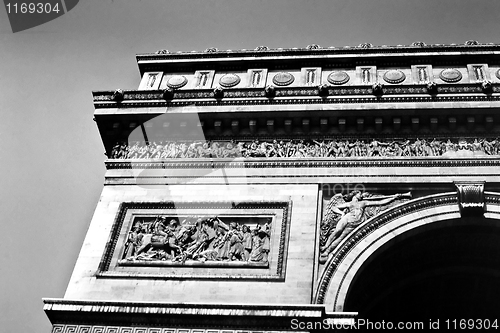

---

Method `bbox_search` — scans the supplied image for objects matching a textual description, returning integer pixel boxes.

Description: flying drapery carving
[319,191,411,263]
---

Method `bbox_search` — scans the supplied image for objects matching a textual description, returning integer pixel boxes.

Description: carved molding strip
[315,192,458,304]
[92,83,500,108]
[105,158,500,170]
[97,201,291,281]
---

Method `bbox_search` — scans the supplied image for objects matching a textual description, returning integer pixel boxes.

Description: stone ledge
[43,298,357,331]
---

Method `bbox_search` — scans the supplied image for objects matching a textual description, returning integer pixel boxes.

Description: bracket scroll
[454,181,485,216]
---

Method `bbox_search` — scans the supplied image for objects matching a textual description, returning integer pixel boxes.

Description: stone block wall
[64,182,319,305]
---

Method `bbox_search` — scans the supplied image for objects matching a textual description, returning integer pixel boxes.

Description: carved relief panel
[356,66,377,84]
[246,69,268,88]
[379,68,409,84]
[139,72,163,90]
[193,70,215,89]
[300,67,321,86]
[434,67,467,84]
[97,201,291,280]
[159,73,193,90]
[319,189,412,264]
[268,70,301,87]
[213,72,246,89]
[411,65,433,84]
[467,64,490,82]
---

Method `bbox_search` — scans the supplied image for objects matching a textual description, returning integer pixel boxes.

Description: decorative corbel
[112,89,124,102]
[264,85,276,99]
[454,181,485,216]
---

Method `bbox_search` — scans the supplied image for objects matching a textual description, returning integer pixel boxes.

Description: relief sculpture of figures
[110,138,500,160]
[319,191,412,264]
[122,216,271,264]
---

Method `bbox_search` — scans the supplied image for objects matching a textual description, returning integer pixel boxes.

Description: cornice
[43,298,356,330]
[43,298,330,316]
[104,157,500,170]
[136,42,500,63]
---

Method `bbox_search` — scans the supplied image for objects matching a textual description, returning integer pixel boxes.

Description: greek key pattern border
[52,325,287,333]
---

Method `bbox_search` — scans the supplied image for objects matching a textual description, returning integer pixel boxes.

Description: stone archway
[315,191,500,317]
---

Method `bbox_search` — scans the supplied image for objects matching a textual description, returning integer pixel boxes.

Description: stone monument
[44,41,500,331]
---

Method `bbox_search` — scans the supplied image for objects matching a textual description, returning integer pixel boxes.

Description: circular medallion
[219,74,241,88]
[439,68,462,83]
[166,75,188,89]
[327,71,350,85]
[383,70,406,84]
[496,69,500,80]
[272,72,295,86]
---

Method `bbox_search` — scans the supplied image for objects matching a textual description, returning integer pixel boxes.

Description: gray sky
[1,1,500,332]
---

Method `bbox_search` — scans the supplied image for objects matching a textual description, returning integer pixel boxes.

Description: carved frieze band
[110,138,500,160]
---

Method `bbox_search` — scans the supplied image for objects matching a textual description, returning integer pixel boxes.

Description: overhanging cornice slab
[43,299,356,330]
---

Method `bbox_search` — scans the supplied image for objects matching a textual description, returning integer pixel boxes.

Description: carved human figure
[227,222,245,260]
[320,191,408,262]
[123,222,144,258]
[367,139,387,157]
[249,226,270,263]
[242,225,253,261]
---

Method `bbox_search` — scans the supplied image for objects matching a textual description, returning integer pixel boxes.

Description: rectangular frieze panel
[139,72,163,90]
[246,69,268,88]
[411,65,433,84]
[97,201,291,280]
[300,67,321,86]
[356,66,377,85]
[193,70,215,89]
[467,64,490,82]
